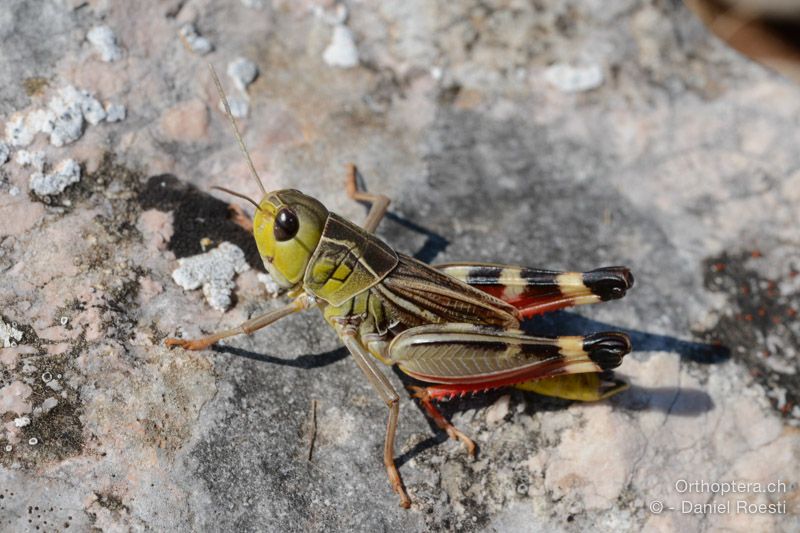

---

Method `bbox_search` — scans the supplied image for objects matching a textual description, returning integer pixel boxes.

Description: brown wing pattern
[372,254,520,330]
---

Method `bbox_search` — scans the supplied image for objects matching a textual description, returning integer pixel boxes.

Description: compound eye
[274,208,299,241]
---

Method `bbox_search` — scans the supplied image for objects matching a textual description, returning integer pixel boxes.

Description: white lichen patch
[0,141,9,165]
[45,89,84,146]
[22,85,107,147]
[172,242,250,311]
[179,23,213,56]
[29,158,81,196]
[257,272,281,297]
[227,58,259,92]
[87,25,122,62]
[15,149,46,171]
[0,319,23,348]
[3,85,114,149]
[5,112,39,147]
[543,64,604,93]
[323,25,359,68]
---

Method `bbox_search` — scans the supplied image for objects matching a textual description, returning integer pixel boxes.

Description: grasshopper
[166,68,634,508]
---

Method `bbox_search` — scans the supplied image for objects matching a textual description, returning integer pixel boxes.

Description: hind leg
[345,163,391,233]
[408,386,476,456]
[436,263,633,318]
[515,373,628,401]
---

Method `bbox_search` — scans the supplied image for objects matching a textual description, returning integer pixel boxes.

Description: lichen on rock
[171,242,251,311]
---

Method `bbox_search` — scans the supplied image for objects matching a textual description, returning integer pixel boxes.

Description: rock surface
[0,1,798,532]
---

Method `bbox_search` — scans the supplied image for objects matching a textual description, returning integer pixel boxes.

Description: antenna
[210,186,262,210]
[209,63,267,196]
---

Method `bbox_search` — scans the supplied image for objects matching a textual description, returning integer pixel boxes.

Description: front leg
[338,326,411,508]
[166,293,311,350]
[345,163,391,233]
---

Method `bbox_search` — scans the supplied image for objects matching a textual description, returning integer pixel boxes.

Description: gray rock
[0,0,798,532]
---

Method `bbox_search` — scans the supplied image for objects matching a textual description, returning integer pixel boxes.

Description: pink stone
[159,99,209,142]
[0,381,33,416]
[0,345,37,367]
[137,209,174,251]
[138,276,164,304]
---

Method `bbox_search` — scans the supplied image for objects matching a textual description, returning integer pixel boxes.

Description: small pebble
[179,23,213,56]
[105,103,126,122]
[543,64,604,93]
[87,25,122,62]
[323,25,359,68]
[0,141,9,165]
[41,397,59,414]
[227,58,259,92]
[13,416,31,428]
[219,96,249,118]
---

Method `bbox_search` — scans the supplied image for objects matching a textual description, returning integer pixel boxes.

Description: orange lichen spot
[741,285,750,295]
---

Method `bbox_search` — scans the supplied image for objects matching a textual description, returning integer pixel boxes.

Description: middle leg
[339,327,411,508]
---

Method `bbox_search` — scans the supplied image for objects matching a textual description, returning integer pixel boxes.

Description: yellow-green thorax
[303,213,398,306]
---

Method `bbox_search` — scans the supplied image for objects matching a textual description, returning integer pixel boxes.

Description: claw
[164,337,213,351]
[447,427,477,457]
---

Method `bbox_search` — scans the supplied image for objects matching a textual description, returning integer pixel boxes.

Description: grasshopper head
[253,189,329,289]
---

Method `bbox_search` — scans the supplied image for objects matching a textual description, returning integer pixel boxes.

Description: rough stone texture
[0,0,798,532]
